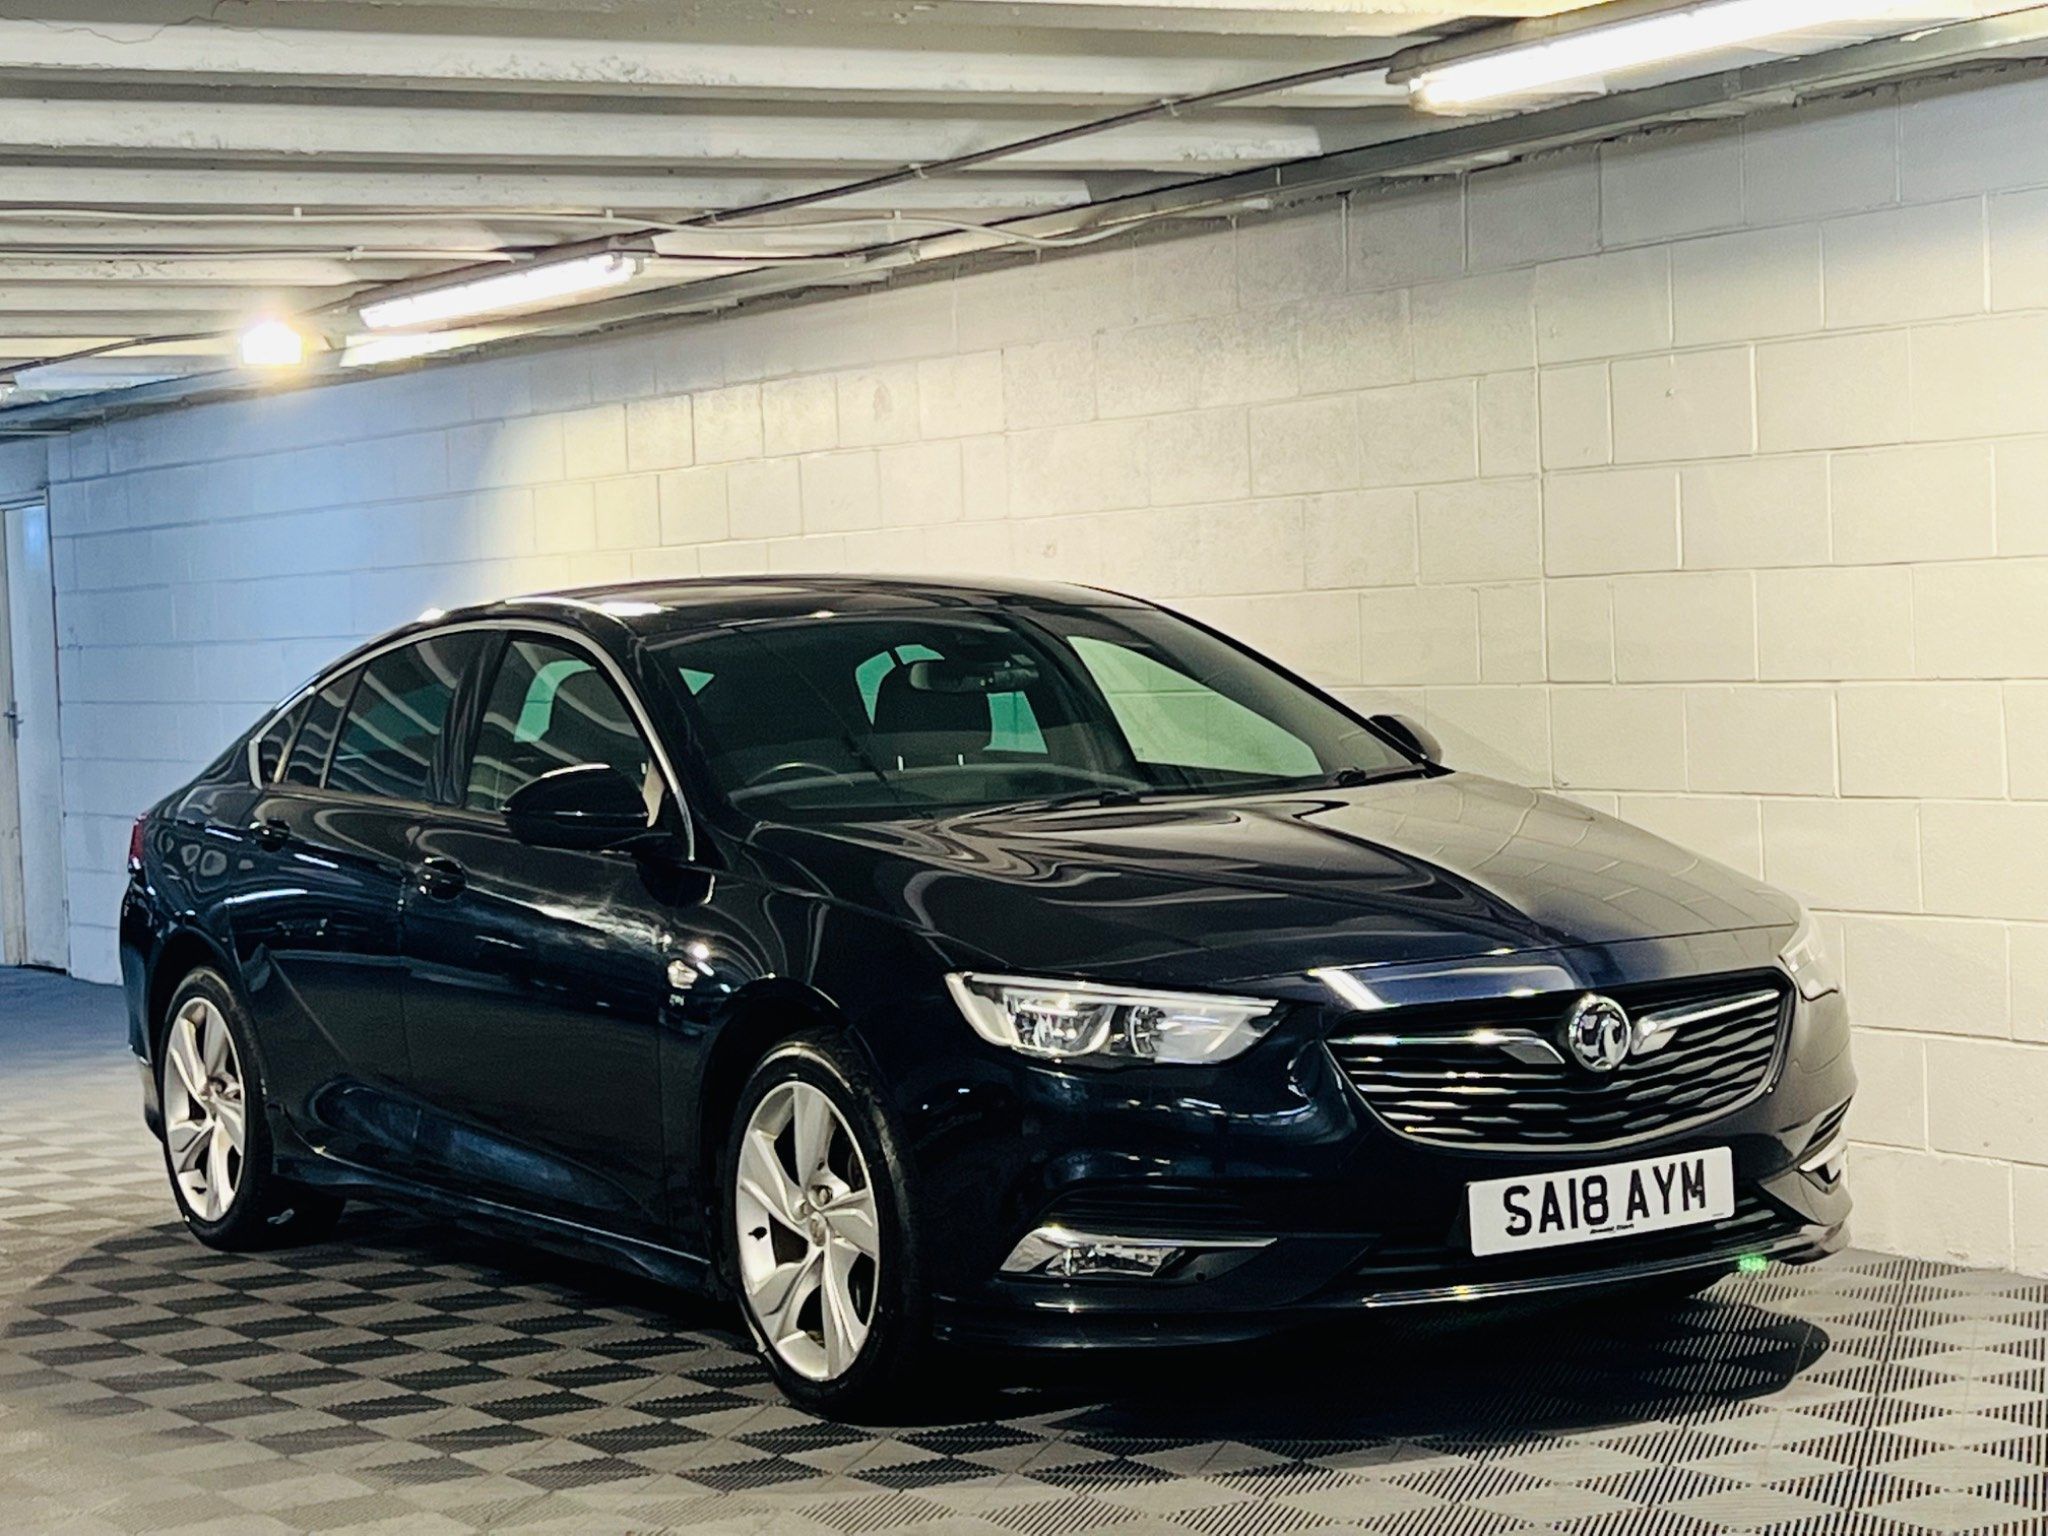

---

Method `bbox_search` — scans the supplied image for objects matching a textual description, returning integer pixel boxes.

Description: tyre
[158,968,344,1250]
[721,1028,927,1415]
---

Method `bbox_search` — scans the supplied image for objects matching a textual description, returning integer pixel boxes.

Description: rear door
[232,632,483,1170]
[399,631,677,1236]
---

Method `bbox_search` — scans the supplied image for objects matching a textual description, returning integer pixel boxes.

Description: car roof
[441,573,1149,635]
[276,574,1153,716]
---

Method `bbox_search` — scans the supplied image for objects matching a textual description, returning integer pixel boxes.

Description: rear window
[283,669,358,787]
[252,700,307,783]
[326,634,482,802]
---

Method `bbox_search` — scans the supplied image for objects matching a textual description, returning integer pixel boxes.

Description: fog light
[1000,1225,1272,1280]
[1002,1227,1182,1278]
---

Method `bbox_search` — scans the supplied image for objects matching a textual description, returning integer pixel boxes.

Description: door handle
[249,818,291,850]
[414,856,467,899]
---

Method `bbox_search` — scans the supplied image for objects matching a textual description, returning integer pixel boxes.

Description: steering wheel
[741,759,843,789]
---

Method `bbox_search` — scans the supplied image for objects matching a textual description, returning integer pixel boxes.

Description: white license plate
[1467,1147,1735,1257]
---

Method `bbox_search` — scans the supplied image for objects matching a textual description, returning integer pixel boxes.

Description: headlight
[1779,910,1840,1001]
[945,973,1278,1064]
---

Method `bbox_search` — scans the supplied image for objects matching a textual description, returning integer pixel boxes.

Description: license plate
[1467,1147,1734,1257]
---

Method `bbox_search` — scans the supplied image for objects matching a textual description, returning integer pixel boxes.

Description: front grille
[1327,972,1790,1151]
[1343,1190,1804,1292]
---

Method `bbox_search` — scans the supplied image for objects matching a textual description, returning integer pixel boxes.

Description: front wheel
[158,969,344,1250]
[721,1029,927,1414]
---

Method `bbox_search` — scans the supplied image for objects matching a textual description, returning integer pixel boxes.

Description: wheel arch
[146,926,238,1061]
[691,979,857,1187]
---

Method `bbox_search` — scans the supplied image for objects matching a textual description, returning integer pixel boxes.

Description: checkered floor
[3,970,2045,1535]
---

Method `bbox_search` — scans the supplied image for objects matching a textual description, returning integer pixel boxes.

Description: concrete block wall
[36,70,2048,1272]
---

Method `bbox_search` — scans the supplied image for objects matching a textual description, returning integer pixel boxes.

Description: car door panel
[228,634,480,1171]
[399,632,677,1237]
[235,795,420,1167]
[223,666,407,1165]
[401,820,676,1230]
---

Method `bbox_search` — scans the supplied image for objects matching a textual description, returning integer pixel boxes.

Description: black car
[121,576,1853,1411]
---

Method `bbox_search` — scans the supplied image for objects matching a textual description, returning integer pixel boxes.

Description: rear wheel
[158,969,343,1250]
[722,1030,927,1414]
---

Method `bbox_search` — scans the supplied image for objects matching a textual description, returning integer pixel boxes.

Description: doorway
[1,501,67,970]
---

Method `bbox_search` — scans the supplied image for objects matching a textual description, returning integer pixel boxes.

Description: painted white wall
[37,70,2048,1273]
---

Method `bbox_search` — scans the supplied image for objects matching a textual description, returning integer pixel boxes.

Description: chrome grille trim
[1327,974,1792,1152]
[1631,986,1781,1055]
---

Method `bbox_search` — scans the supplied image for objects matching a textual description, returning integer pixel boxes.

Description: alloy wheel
[161,996,248,1222]
[733,1079,881,1381]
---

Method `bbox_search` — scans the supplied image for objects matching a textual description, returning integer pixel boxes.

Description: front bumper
[931,1169,1848,1350]
[877,931,1855,1350]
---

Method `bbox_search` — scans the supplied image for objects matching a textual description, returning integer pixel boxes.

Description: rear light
[128,815,147,874]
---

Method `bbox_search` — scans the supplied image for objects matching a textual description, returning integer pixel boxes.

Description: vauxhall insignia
[1564,993,1633,1073]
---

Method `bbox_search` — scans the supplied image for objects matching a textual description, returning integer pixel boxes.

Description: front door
[400,633,677,1237]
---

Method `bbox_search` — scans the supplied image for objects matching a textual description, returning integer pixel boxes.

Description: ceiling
[0,0,2042,422]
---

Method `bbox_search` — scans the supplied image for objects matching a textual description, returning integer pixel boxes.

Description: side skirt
[275,1147,720,1297]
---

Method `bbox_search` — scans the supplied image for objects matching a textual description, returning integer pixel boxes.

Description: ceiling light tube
[1404,0,1912,111]
[358,252,641,331]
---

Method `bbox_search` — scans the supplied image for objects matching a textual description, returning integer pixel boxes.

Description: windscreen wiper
[955,785,1148,820]
[1323,764,1433,788]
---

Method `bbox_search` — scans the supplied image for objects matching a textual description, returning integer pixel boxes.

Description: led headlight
[945,973,1278,1064]
[1780,909,1841,1001]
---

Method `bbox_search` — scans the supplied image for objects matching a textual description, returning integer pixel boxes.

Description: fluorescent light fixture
[1406,0,1912,111]
[238,318,306,368]
[359,252,641,331]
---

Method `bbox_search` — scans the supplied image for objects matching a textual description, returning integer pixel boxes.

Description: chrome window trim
[243,618,695,862]
[246,711,301,787]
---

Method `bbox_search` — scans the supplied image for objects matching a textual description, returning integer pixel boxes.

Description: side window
[1069,635,1320,779]
[327,634,478,802]
[465,638,657,816]
[283,668,358,787]
[253,699,308,782]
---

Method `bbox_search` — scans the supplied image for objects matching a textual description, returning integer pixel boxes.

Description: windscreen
[658,602,1410,821]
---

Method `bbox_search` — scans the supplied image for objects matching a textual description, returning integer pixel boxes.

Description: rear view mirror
[904,656,1039,693]
[504,764,651,852]
[1368,713,1442,765]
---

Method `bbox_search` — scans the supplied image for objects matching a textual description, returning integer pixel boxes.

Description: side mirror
[1369,713,1442,765]
[504,764,652,852]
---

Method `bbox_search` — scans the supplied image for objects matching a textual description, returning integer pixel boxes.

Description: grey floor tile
[4,967,2046,1536]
